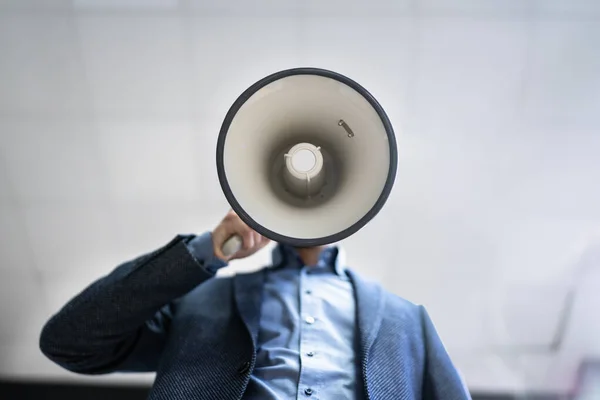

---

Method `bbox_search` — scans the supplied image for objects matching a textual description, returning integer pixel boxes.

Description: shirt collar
[271,242,346,276]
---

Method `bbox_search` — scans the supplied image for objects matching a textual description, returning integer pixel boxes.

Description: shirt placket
[297,267,322,399]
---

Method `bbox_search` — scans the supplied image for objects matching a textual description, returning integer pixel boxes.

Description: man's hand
[212,210,271,262]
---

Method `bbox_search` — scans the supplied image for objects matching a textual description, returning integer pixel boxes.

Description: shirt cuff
[184,232,228,275]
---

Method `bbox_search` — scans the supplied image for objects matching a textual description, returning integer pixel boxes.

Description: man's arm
[39,233,223,374]
[39,210,270,375]
[419,305,472,400]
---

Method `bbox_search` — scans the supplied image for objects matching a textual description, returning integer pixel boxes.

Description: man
[40,210,470,400]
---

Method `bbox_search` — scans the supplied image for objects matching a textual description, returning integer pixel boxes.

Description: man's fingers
[212,232,229,261]
[214,210,270,261]
[214,247,228,262]
[241,228,254,250]
[253,232,261,248]
[258,234,270,248]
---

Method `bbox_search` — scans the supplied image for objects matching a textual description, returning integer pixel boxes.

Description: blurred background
[0,0,599,399]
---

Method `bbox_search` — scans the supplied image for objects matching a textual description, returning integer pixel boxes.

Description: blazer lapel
[347,270,385,393]
[233,269,267,348]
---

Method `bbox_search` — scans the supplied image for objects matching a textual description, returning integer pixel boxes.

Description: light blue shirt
[186,233,363,399]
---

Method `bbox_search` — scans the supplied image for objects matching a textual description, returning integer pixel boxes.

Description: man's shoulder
[370,287,427,343]
[379,286,422,322]
[347,269,422,318]
[383,289,420,311]
[347,270,425,345]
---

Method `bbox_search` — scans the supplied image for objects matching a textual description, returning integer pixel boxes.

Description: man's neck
[294,245,328,267]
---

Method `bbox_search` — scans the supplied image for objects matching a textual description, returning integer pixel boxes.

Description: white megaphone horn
[216,68,398,257]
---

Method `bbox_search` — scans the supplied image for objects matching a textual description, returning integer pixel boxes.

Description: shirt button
[304,316,315,324]
[305,289,312,295]
[304,388,313,396]
[306,351,314,357]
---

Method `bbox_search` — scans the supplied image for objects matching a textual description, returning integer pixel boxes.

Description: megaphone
[217,68,397,256]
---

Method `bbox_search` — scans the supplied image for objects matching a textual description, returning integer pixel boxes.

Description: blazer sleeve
[39,234,218,374]
[419,305,472,400]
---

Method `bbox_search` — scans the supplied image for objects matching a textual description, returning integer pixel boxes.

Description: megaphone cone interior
[217,68,397,247]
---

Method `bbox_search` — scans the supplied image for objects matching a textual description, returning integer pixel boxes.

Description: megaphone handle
[222,235,243,258]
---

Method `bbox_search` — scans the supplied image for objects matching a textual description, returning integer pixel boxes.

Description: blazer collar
[233,269,267,348]
[346,269,385,374]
